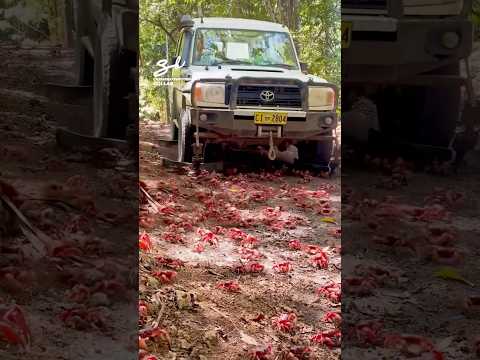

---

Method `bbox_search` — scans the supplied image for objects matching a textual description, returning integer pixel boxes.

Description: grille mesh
[342,0,387,9]
[236,85,302,108]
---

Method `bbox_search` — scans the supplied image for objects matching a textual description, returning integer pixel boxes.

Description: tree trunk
[63,0,74,47]
[46,0,65,45]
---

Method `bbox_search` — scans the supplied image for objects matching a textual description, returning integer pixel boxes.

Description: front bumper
[343,17,472,82]
[189,77,338,145]
[190,107,337,144]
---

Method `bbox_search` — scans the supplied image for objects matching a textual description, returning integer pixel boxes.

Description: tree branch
[141,17,176,44]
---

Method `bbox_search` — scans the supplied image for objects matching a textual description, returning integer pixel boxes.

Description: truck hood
[186,65,328,85]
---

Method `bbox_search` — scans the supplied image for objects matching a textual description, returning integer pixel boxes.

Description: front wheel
[177,109,193,163]
[297,138,333,169]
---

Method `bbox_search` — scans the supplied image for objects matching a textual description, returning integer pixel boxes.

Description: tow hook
[192,114,204,171]
[268,130,276,161]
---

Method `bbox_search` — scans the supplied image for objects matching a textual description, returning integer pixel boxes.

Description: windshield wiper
[218,59,253,65]
[267,63,296,69]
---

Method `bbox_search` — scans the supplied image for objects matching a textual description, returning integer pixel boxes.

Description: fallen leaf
[321,217,337,224]
[240,331,259,346]
[434,267,474,287]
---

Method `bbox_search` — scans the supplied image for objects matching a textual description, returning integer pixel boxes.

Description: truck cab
[164,16,338,168]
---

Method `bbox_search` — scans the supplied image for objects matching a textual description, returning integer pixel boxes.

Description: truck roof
[192,17,288,32]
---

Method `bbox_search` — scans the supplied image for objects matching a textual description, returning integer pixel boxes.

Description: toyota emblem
[259,90,275,102]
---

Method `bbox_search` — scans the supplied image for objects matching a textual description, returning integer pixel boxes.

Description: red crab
[303,245,324,255]
[354,265,397,286]
[0,305,31,349]
[344,277,377,296]
[317,207,335,216]
[92,279,126,298]
[239,247,264,261]
[152,270,177,284]
[241,234,259,247]
[310,252,329,269]
[248,344,273,360]
[286,346,312,360]
[212,226,227,235]
[323,312,341,326]
[316,283,341,303]
[156,257,185,270]
[193,242,205,253]
[139,233,152,251]
[197,228,219,247]
[236,262,264,274]
[414,205,449,222]
[66,284,90,303]
[216,281,241,293]
[328,227,341,238]
[139,326,170,347]
[60,306,107,330]
[139,215,155,228]
[272,313,297,332]
[311,329,341,348]
[349,320,384,347]
[429,246,463,265]
[273,262,293,273]
[463,295,480,312]
[384,334,443,359]
[288,239,303,250]
[162,231,185,243]
[228,228,247,241]
[140,354,159,360]
[139,300,148,318]
[425,226,455,246]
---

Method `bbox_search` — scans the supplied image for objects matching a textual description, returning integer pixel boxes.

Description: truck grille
[236,85,302,108]
[342,0,387,9]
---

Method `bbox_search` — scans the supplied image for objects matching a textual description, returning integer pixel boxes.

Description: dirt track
[0,45,137,359]
[139,122,342,359]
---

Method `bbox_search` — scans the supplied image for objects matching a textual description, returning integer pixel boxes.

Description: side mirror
[300,62,308,74]
[102,0,112,14]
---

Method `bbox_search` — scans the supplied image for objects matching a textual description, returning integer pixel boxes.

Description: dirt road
[342,159,480,359]
[0,44,137,359]
[139,122,341,359]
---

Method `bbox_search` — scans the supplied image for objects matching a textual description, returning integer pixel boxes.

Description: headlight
[324,116,334,126]
[192,82,226,107]
[441,31,460,49]
[308,87,335,111]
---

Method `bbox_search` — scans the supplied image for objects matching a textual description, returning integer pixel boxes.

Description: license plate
[341,21,352,49]
[254,112,287,125]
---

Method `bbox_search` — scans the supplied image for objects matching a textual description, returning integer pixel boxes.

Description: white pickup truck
[166,16,338,169]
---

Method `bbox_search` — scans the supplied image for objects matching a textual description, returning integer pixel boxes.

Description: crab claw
[0,305,31,349]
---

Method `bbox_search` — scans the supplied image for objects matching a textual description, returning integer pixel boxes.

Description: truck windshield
[192,29,299,69]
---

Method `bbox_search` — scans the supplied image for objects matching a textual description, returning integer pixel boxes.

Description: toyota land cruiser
[165,16,338,168]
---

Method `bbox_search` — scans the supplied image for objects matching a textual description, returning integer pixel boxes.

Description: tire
[297,138,333,168]
[377,63,460,147]
[178,109,193,162]
[92,20,118,137]
[72,1,93,85]
[92,20,134,138]
[165,89,178,140]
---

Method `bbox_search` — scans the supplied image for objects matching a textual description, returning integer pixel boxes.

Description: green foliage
[140,0,341,119]
[0,0,64,43]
